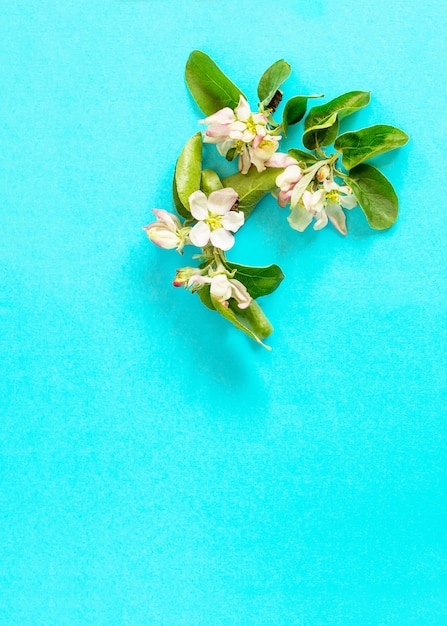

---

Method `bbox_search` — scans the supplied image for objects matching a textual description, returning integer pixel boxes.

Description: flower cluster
[275,160,358,235]
[200,95,282,174]
[144,186,254,322]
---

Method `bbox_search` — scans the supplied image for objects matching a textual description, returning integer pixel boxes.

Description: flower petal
[313,210,328,230]
[229,121,246,132]
[323,179,339,192]
[187,274,211,287]
[209,228,234,251]
[265,153,298,168]
[144,223,180,249]
[205,124,231,139]
[151,209,181,230]
[210,274,232,301]
[287,206,313,232]
[199,108,235,125]
[229,278,252,309]
[235,95,251,121]
[311,189,325,213]
[340,193,358,210]
[188,190,209,221]
[222,210,244,233]
[326,202,347,235]
[208,187,238,215]
[276,165,302,189]
[189,221,211,248]
[239,148,251,174]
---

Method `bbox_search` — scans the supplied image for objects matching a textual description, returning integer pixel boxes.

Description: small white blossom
[188,188,244,251]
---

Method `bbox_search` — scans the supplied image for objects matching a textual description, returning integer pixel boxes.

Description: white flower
[188,188,244,251]
[188,272,252,309]
[144,209,183,250]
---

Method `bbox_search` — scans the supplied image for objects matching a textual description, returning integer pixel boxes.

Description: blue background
[1,1,446,624]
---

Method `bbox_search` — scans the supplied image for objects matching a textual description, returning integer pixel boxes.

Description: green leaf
[334,124,409,170]
[282,94,323,136]
[303,91,371,150]
[257,60,291,107]
[174,132,202,213]
[224,261,285,299]
[345,163,398,230]
[211,297,272,349]
[172,176,190,219]
[185,50,244,116]
[201,169,223,195]
[222,167,281,218]
[197,285,215,310]
[288,148,319,165]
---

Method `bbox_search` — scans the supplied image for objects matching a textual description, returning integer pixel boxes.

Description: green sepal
[257,60,291,108]
[303,91,371,150]
[211,297,273,349]
[185,50,244,116]
[224,261,285,299]
[201,169,223,195]
[334,124,409,170]
[282,94,323,136]
[174,132,202,214]
[222,167,282,218]
[345,163,398,230]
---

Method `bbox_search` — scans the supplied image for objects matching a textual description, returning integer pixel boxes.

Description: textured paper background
[1,1,446,624]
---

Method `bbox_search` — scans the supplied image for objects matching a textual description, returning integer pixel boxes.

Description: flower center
[245,118,257,134]
[205,214,223,231]
[325,190,339,204]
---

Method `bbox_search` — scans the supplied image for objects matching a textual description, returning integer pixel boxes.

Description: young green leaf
[334,124,409,170]
[224,261,285,299]
[303,91,371,150]
[185,50,244,116]
[174,132,202,213]
[201,169,223,195]
[172,177,190,219]
[257,60,291,108]
[282,94,323,136]
[230,300,273,340]
[211,297,272,349]
[345,163,398,230]
[222,167,282,218]
[288,148,319,165]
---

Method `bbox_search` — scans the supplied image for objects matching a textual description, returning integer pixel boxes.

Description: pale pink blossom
[275,162,303,208]
[144,209,183,250]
